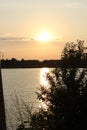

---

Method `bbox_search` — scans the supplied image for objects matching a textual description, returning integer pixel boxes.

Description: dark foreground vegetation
[1,41,87,68]
[13,40,87,130]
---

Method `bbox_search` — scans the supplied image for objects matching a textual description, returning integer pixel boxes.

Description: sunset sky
[0,0,87,60]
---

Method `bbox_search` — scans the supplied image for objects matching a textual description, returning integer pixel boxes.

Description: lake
[2,68,53,130]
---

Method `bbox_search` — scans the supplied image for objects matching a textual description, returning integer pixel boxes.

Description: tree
[61,40,85,60]
[31,40,87,130]
[61,40,87,67]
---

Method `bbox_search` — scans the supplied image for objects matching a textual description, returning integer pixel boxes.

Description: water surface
[2,68,52,130]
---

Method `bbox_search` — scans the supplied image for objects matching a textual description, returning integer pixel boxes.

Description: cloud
[0,37,30,41]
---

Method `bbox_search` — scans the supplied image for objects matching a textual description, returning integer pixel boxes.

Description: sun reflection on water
[39,68,50,110]
[40,68,49,87]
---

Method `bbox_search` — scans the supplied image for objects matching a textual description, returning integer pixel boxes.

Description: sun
[34,32,52,42]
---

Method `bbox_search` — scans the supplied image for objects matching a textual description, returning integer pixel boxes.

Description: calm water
[2,68,52,130]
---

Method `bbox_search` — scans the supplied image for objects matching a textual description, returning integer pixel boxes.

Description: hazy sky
[0,0,87,60]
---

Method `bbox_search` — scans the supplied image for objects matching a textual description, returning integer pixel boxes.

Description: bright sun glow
[34,32,52,42]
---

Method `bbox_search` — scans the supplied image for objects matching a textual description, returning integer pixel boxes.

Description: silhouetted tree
[61,40,87,67]
[61,40,86,60]
[31,40,87,130]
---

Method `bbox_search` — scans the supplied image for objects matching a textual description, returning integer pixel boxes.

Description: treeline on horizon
[1,57,87,68]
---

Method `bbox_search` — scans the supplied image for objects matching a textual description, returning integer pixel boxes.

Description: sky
[0,0,87,60]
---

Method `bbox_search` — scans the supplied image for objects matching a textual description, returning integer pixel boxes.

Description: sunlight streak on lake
[40,68,49,87]
[39,68,50,110]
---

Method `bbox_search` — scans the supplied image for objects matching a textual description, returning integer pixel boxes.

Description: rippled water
[2,68,52,130]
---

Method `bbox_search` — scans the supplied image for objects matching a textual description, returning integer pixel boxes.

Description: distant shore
[1,58,87,68]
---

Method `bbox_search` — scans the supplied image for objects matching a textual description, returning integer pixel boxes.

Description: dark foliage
[31,68,87,130]
[31,40,87,130]
[61,40,87,67]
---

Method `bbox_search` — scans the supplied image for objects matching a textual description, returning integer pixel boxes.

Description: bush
[31,40,87,130]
